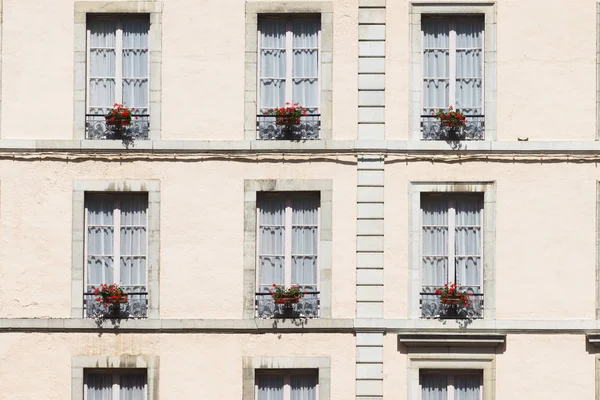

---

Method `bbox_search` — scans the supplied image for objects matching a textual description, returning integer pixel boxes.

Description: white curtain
[87,195,147,290]
[292,18,320,112]
[259,18,319,112]
[455,197,482,293]
[422,18,449,115]
[291,195,318,289]
[119,195,148,288]
[88,17,148,115]
[89,19,116,115]
[456,18,483,115]
[120,374,146,400]
[422,196,481,290]
[87,374,113,400]
[122,18,149,114]
[258,196,286,290]
[422,17,483,115]
[454,375,481,400]
[87,196,115,288]
[257,374,284,400]
[259,19,287,110]
[421,196,448,288]
[290,374,317,400]
[421,374,447,400]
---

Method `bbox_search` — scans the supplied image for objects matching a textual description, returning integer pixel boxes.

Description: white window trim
[71,180,160,319]
[243,357,330,400]
[419,370,483,400]
[244,1,333,140]
[408,353,495,400]
[74,2,163,140]
[255,370,319,400]
[408,181,496,319]
[72,355,158,400]
[84,370,147,400]
[421,17,485,113]
[257,16,321,112]
[86,17,150,113]
[84,194,149,291]
[409,2,497,140]
[420,194,483,291]
[243,179,332,319]
[256,193,320,290]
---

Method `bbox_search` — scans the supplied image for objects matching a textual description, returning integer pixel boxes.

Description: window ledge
[398,333,506,348]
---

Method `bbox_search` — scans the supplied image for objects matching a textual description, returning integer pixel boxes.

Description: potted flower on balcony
[264,102,309,139]
[435,106,467,140]
[105,103,137,139]
[435,283,473,307]
[93,283,128,317]
[269,284,307,317]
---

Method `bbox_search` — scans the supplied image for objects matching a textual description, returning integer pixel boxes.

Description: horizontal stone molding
[1,140,600,155]
[398,333,506,347]
[1,318,600,333]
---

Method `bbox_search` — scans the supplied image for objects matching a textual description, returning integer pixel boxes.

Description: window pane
[87,196,115,285]
[455,375,481,400]
[119,195,148,287]
[120,374,146,400]
[258,196,286,287]
[292,18,319,109]
[122,18,149,110]
[257,374,284,400]
[89,19,117,112]
[291,373,318,400]
[421,374,448,400]
[260,19,287,109]
[456,17,484,111]
[422,196,449,286]
[87,373,113,400]
[422,18,449,111]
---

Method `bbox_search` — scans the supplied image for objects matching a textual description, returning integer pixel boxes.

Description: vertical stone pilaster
[355,155,385,400]
[357,2,385,399]
[358,0,385,140]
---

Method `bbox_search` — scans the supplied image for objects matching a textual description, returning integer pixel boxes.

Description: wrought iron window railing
[420,290,484,319]
[255,291,320,319]
[84,287,148,319]
[421,115,485,141]
[257,114,320,140]
[85,114,150,140]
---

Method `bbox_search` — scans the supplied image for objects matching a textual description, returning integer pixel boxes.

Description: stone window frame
[71,179,160,318]
[244,1,333,140]
[72,355,159,400]
[243,179,333,319]
[242,356,331,400]
[73,1,163,140]
[408,181,496,319]
[409,2,497,140]
[407,353,496,400]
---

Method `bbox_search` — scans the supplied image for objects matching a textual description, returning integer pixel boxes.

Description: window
[86,15,149,139]
[256,370,318,400]
[421,194,483,318]
[421,16,485,140]
[85,371,146,400]
[256,192,319,318]
[420,371,482,400]
[84,193,148,318]
[257,16,321,140]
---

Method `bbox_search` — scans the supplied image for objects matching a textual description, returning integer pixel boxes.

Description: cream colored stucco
[1,0,600,398]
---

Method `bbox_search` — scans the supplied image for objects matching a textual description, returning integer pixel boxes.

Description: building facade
[0,0,599,399]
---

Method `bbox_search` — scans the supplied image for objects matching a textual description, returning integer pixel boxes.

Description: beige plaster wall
[385,0,598,141]
[385,334,594,400]
[3,0,598,141]
[0,158,357,319]
[0,332,354,400]
[0,0,359,140]
[385,161,597,320]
